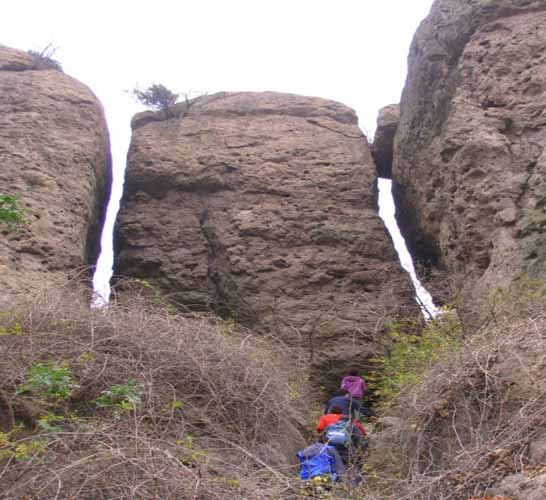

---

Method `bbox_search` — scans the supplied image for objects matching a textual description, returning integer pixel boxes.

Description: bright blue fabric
[296,445,338,481]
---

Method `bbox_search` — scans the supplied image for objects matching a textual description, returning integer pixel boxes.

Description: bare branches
[0,283,310,499]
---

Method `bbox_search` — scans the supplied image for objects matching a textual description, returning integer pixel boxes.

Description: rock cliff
[0,45,111,297]
[392,0,546,315]
[115,91,417,381]
[372,104,400,178]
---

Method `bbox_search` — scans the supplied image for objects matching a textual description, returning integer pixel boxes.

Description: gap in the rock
[377,177,439,319]
[91,148,126,306]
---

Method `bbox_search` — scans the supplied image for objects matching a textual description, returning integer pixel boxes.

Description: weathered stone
[372,104,400,178]
[114,91,417,382]
[0,45,111,298]
[392,0,546,318]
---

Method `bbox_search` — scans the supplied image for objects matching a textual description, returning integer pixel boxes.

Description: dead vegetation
[27,44,63,72]
[0,281,313,499]
[363,280,546,499]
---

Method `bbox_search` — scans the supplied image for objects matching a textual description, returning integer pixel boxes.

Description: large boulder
[0,45,111,298]
[372,104,400,178]
[392,0,546,316]
[114,91,417,381]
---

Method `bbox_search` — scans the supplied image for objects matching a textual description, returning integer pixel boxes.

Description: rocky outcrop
[114,91,417,382]
[372,104,400,178]
[392,0,546,315]
[0,45,111,297]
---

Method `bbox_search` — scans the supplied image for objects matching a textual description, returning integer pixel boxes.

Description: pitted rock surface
[372,104,400,178]
[392,0,546,313]
[115,92,416,380]
[0,45,111,297]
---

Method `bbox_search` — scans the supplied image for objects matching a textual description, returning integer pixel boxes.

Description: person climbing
[324,389,362,419]
[316,405,368,471]
[340,368,367,404]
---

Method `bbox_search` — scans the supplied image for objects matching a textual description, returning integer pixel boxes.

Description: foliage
[369,310,462,407]
[0,193,27,230]
[0,314,24,337]
[27,44,63,72]
[95,379,142,412]
[0,425,48,462]
[133,83,179,111]
[36,413,66,433]
[17,361,80,400]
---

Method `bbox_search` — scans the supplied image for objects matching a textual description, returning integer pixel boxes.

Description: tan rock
[114,91,417,382]
[392,0,546,318]
[372,104,400,178]
[0,45,111,298]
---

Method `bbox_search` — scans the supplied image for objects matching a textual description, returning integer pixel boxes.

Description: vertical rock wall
[0,45,111,297]
[393,0,546,314]
[115,92,417,380]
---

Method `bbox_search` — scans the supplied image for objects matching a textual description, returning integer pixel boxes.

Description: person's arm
[316,416,327,434]
[354,420,367,437]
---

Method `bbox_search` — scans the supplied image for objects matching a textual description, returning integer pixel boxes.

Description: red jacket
[316,413,367,436]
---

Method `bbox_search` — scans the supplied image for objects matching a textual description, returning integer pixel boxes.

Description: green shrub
[0,193,26,230]
[95,379,142,411]
[369,310,462,407]
[133,83,179,111]
[17,361,80,400]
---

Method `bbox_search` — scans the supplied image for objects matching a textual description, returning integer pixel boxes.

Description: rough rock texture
[115,91,417,381]
[0,45,111,297]
[486,473,546,500]
[372,104,400,178]
[392,0,546,314]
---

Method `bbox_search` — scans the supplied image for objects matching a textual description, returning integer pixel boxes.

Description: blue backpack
[323,417,352,447]
[296,444,338,481]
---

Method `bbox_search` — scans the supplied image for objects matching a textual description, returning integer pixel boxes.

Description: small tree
[133,84,179,113]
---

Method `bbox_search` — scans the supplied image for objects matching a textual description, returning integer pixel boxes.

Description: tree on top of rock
[133,84,179,113]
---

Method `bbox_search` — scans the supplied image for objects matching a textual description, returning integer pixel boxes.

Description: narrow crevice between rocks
[377,178,439,318]
[198,204,254,323]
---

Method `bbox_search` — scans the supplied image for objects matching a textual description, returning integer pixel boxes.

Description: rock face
[0,45,111,297]
[392,0,546,314]
[115,91,417,381]
[372,104,400,178]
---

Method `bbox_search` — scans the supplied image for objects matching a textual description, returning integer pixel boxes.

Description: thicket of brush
[0,282,312,499]
[363,278,546,500]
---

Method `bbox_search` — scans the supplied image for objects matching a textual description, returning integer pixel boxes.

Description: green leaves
[18,362,80,400]
[0,193,27,230]
[370,311,462,407]
[95,379,142,412]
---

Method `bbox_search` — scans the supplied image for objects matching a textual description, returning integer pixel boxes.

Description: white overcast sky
[2,0,436,304]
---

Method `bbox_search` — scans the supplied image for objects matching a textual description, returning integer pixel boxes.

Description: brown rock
[0,45,111,298]
[114,91,417,382]
[486,473,546,500]
[372,104,400,178]
[392,0,546,317]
